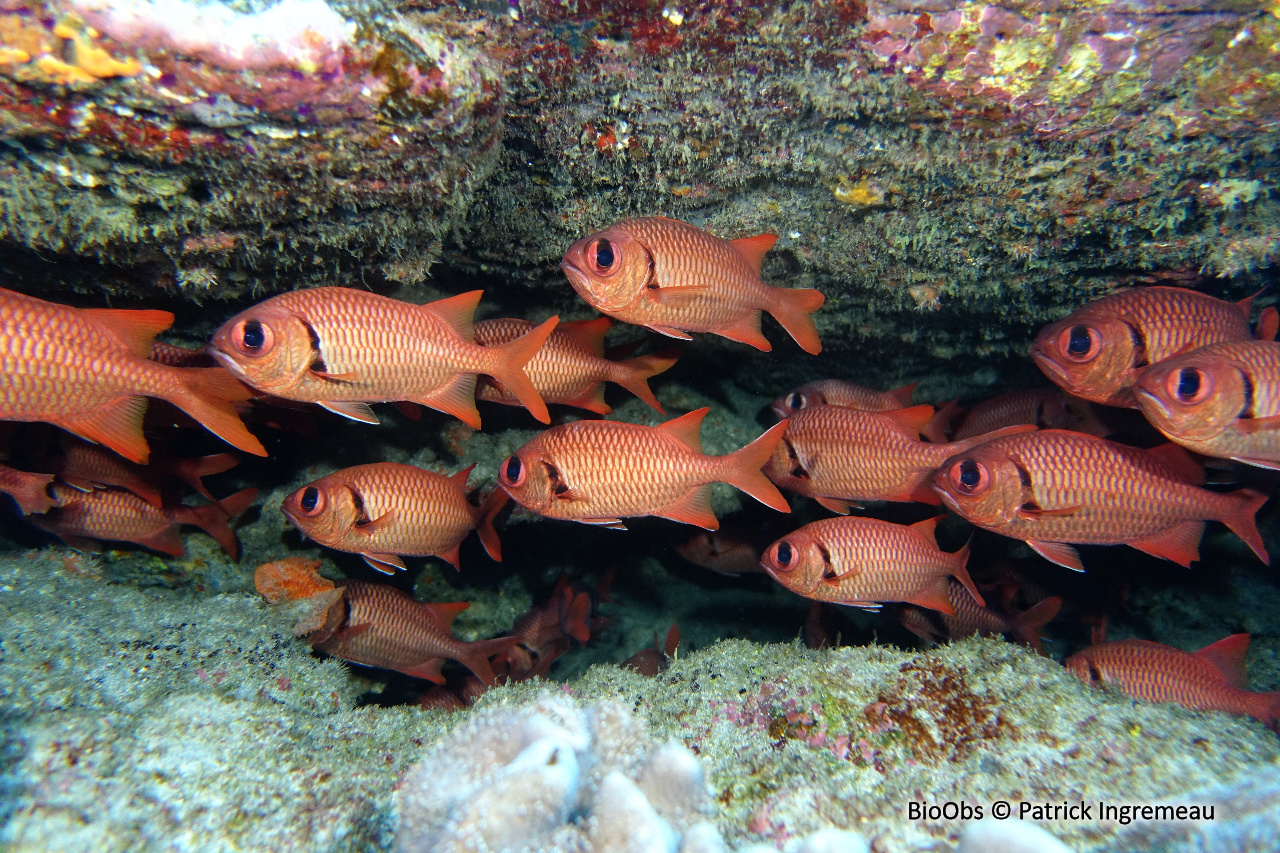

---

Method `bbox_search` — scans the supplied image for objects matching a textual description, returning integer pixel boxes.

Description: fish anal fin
[80,308,174,357]
[139,526,186,557]
[906,577,956,615]
[1144,442,1205,484]
[1026,540,1085,572]
[1231,455,1280,471]
[717,311,772,352]
[1127,520,1203,568]
[814,496,854,515]
[1193,633,1251,689]
[658,484,719,530]
[646,325,695,341]
[729,233,778,274]
[362,553,406,573]
[319,401,380,424]
[424,290,483,343]
[58,396,151,464]
[417,372,481,430]
[559,317,613,356]
[563,382,611,415]
[658,407,708,452]
[398,657,447,684]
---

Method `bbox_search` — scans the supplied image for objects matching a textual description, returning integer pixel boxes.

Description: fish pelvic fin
[484,316,559,424]
[174,487,258,560]
[608,348,680,414]
[167,368,268,457]
[1221,488,1270,565]
[719,420,791,513]
[766,286,825,355]
[58,396,151,464]
[474,488,508,562]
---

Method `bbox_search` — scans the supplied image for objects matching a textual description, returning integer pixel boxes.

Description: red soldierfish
[474,317,678,415]
[0,463,57,515]
[771,379,915,419]
[209,287,558,428]
[899,579,1062,654]
[931,429,1270,572]
[305,580,518,686]
[281,462,507,574]
[760,516,982,615]
[1133,340,1280,470]
[1065,634,1280,727]
[48,435,238,508]
[0,287,265,464]
[950,388,1109,441]
[561,216,825,354]
[763,403,1036,514]
[1030,286,1255,407]
[29,484,257,558]
[498,408,790,529]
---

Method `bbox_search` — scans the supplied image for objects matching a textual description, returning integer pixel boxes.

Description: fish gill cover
[0,0,1279,851]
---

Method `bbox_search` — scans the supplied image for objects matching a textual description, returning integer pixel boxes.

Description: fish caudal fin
[719,420,791,513]
[485,316,559,424]
[458,636,522,686]
[1012,596,1062,655]
[167,452,240,499]
[474,488,508,562]
[609,348,680,413]
[1252,692,1280,728]
[168,368,267,457]
[1221,488,1270,565]
[766,287,825,355]
[177,487,258,560]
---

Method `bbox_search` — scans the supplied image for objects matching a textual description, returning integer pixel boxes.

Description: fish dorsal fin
[1256,305,1279,341]
[909,515,941,545]
[658,484,719,529]
[1145,443,1204,485]
[425,601,469,630]
[729,233,778,275]
[424,290,484,343]
[881,404,936,439]
[450,464,476,491]
[659,407,708,452]
[80,308,174,358]
[1236,289,1262,322]
[814,496,855,515]
[1194,633,1250,689]
[886,382,918,408]
[559,317,612,357]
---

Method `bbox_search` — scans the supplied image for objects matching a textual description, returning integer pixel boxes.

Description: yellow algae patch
[1046,41,1102,103]
[980,35,1054,98]
[1,13,140,86]
[833,175,888,208]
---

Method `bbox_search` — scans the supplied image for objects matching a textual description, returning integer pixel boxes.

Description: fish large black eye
[788,392,805,412]
[592,239,616,273]
[1059,325,1100,362]
[243,320,264,349]
[1166,366,1211,404]
[295,486,325,516]
[769,540,797,571]
[234,318,273,355]
[950,458,989,495]
[500,455,526,487]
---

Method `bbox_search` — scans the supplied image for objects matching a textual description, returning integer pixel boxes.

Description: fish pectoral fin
[820,566,855,584]
[319,401,380,424]
[361,553,406,573]
[657,484,719,530]
[311,369,359,382]
[58,396,151,464]
[59,477,99,493]
[645,324,695,341]
[1026,540,1085,572]
[1233,414,1280,435]
[1015,503,1082,520]
[335,621,374,642]
[644,283,712,307]
[355,510,396,535]
[1127,521,1204,568]
[580,517,628,530]
[814,496,856,515]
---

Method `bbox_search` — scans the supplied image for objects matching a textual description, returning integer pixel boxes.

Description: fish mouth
[933,486,964,516]
[561,260,590,294]
[1030,349,1069,385]
[209,348,250,380]
[769,403,789,420]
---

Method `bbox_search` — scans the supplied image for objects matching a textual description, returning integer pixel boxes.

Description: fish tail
[485,316,559,423]
[1012,596,1063,655]
[1221,488,1270,565]
[177,487,258,560]
[949,540,986,608]
[166,368,268,457]
[719,420,791,512]
[609,348,680,413]
[766,287,825,355]
[1255,692,1280,729]
[168,453,240,500]
[473,488,508,562]
[459,636,522,686]
[1,471,57,515]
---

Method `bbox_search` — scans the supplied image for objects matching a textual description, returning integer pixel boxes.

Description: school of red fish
[2,214,1278,727]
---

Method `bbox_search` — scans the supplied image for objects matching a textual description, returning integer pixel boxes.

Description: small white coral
[957,819,1073,853]
[638,743,707,824]
[588,771,679,853]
